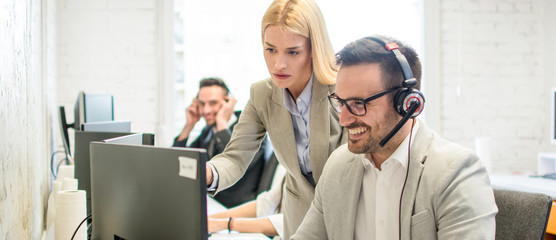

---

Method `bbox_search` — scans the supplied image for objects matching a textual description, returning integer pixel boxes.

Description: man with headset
[292,36,497,239]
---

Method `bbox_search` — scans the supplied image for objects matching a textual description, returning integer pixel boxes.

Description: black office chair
[256,152,278,195]
[493,188,552,240]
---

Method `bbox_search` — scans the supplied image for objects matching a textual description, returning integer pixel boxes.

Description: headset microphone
[379,100,420,147]
[365,35,425,147]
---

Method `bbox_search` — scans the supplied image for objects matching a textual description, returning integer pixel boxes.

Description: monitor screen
[90,139,208,240]
[59,106,72,159]
[74,131,154,217]
[74,91,114,131]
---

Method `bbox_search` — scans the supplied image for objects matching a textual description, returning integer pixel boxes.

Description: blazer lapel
[399,119,432,240]
[340,154,365,239]
[267,83,302,176]
[309,79,333,183]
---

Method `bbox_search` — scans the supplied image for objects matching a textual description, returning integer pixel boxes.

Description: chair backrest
[257,152,278,195]
[493,188,553,240]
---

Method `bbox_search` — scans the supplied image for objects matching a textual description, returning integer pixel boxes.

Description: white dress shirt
[282,76,313,176]
[354,121,419,240]
[256,164,286,239]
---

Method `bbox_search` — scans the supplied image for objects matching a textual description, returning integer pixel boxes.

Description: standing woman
[206,0,345,238]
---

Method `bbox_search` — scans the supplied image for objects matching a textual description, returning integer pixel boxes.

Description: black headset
[365,35,425,118]
[365,36,424,239]
[364,35,425,147]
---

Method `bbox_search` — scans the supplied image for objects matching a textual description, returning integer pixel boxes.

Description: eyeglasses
[328,87,400,116]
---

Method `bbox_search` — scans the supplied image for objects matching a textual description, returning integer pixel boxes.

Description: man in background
[174,77,271,208]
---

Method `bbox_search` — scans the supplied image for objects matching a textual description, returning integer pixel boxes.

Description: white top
[256,164,286,239]
[354,121,419,240]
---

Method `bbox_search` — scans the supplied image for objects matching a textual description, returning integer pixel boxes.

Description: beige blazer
[209,78,346,239]
[292,119,498,240]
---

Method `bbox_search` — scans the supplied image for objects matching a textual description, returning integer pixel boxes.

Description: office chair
[256,152,278,195]
[493,188,553,240]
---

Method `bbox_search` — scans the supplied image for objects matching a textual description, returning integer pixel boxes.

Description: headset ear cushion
[394,88,425,117]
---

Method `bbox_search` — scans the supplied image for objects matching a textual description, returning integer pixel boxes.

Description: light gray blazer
[292,119,498,240]
[209,78,346,239]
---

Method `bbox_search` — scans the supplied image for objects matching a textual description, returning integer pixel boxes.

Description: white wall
[56,0,174,148]
[543,0,556,152]
[438,0,554,173]
[0,0,55,238]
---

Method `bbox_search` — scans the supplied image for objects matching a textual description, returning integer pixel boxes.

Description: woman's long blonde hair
[261,0,337,85]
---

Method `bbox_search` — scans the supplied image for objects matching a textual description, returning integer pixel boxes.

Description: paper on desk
[209,233,270,240]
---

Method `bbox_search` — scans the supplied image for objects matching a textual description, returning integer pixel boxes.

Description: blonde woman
[206,0,346,238]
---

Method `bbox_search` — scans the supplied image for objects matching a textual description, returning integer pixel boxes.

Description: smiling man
[292,36,498,240]
[173,77,268,208]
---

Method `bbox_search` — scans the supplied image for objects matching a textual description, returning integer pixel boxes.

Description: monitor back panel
[90,143,208,240]
[74,131,138,215]
[81,120,131,133]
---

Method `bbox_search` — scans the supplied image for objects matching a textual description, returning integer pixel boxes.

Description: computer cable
[71,214,92,240]
[398,118,415,240]
[55,157,69,176]
[50,150,67,179]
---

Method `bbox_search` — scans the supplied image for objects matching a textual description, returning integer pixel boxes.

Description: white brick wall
[439,0,550,173]
[0,0,53,238]
[56,0,169,150]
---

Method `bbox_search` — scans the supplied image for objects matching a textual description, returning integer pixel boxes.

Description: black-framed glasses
[328,87,400,116]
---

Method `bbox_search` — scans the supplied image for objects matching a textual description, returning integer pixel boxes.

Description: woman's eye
[266,48,276,53]
[289,51,299,55]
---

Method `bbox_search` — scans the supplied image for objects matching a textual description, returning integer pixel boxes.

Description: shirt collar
[283,74,313,114]
[227,112,237,128]
[361,120,420,170]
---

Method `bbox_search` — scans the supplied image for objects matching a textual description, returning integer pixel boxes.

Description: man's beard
[346,109,400,154]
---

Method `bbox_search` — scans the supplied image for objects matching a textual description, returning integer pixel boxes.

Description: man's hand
[176,98,201,142]
[186,98,201,127]
[215,96,237,131]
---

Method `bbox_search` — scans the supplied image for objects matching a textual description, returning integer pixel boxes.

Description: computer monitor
[74,131,154,216]
[81,120,131,132]
[74,91,114,131]
[59,106,73,160]
[90,136,208,240]
[59,91,115,158]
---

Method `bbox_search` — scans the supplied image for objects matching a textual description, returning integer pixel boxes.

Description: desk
[210,233,270,239]
[206,196,270,240]
[207,195,228,215]
[490,174,556,237]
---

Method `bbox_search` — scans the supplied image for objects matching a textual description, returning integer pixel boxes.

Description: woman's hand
[208,218,229,233]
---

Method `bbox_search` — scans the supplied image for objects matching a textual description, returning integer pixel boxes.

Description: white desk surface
[210,233,270,239]
[490,173,556,199]
[206,196,270,239]
[207,195,228,215]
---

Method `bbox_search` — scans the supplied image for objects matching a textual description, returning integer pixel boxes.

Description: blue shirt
[283,76,313,175]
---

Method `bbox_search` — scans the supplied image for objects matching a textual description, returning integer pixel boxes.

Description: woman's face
[263,25,312,94]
